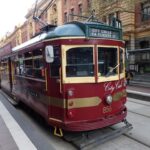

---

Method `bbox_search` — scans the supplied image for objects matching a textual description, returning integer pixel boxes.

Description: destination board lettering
[88,28,119,39]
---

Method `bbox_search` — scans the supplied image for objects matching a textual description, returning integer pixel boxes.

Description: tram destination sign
[88,27,120,39]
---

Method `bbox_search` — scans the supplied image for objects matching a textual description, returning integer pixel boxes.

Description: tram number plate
[103,106,112,113]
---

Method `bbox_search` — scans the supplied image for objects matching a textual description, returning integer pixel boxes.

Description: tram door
[10,59,16,92]
[45,45,63,120]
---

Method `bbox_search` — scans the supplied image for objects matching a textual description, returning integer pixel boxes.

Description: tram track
[128,99,150,107]
[123,99,150,149]
[128,110,150,119]
[123,133,150,149]
[127,99,150,119]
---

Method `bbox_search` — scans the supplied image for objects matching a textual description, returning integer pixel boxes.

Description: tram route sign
[88,27,120,40]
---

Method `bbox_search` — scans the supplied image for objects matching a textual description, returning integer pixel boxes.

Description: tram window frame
[119,48,124,74]
[24,52,34,77]
[50,45,61,77]
[98,47,118,77]
[0,59,8,76]
[33,56,44,79]
[66,47,94,77]
[14,49,45,80]
[14,55,24,76]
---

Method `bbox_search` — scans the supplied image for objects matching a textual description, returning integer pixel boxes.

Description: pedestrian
[126,70,133,85]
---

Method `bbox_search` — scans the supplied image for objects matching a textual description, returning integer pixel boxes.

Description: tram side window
[66,47,94,77]
[50,46,61,77]
[14,55,24,76]
[15,61,20,75]
[0,60,8,78]
[98,47,117,76]
[22,49,44,79]
[24,54,33,77]
[33,57,44,79]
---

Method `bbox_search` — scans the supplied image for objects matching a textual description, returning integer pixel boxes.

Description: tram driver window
[66,47,94,77]
[50,46,61,77]
[98,47,118,77]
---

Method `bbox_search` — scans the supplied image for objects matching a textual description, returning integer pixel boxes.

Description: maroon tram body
[0,21,127,132]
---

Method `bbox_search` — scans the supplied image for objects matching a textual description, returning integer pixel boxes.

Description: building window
[102,16,107,23]
[53,4,57,12]
[54,18,57,25]
[116,11,120,20]
[87,0,91,8]
[141,2,150,21]
[78,4,83,16]
[64,0,67,5]
[108,13,114,25]
[140,41,149,49]
[70,8,74,21]
[64,12,68,23]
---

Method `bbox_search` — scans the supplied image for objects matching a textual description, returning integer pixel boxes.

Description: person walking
[126,70,133,85]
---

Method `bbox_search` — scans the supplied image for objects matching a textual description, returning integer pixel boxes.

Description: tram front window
[98,47,118,77]
[66,47,94,77]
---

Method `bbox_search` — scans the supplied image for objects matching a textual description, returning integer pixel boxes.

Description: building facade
[0,0,150,74]
[128,0,150,74]
[135,0,150,49]
[91,0,136,50]
[0,25,22,48]
[91,0,150,74]
[62,0,91,23]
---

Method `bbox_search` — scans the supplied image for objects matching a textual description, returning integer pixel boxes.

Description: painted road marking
[0,101,37,150]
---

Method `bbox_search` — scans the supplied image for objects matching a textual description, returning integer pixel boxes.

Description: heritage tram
[0,19,131,137]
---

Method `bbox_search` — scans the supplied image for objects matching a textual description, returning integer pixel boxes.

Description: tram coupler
[54,126,63,137]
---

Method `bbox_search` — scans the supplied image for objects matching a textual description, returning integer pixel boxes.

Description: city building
[0,0,150,75]
[91,0,150,74]
[0,25,22,48]
[128,0,150,74]
[62,0,91,23]
[91,0,135,50]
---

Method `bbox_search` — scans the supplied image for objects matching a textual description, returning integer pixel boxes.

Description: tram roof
[45,21,122,39]
[12,21,122,52]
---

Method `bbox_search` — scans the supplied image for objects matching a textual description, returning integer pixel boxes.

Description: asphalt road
[0,92,150,150]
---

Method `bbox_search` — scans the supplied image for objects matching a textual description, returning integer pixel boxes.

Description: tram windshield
[66,47,94,77]
[98,47,118,77]
[64,45,124,83]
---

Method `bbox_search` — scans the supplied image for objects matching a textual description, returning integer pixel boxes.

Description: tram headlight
[106,95,113,105]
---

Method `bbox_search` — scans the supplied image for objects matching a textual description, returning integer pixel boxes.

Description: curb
[127,90,150,101]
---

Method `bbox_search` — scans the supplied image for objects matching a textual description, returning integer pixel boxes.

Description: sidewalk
[0,99,37,150]
[127,85,150,101]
